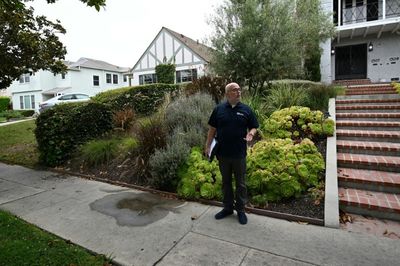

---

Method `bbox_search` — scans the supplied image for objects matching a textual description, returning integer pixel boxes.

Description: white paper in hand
[208,138,217,158]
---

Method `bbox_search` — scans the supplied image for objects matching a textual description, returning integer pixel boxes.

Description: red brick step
[336,121,400,131]
[338,168,400,193]
[337,140,400,156]
[336,104,400,111]
[336,98,400,104]
[339,187,400,221]
[337,153,400,172]
[336,129,400,143]
[336,112,400,121]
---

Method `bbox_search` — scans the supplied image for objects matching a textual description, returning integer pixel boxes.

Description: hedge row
[35,102,113,166]
[0,97,10,112]
[92,83,181,115]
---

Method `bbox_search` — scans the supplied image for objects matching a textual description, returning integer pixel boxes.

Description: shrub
[184,75,232,103]
[155,64,175,84]
[149,136,190,192]
[164,93,214,133]
[0,110,23,120]
[261,106,334,142]
[392,82,400,94]
[80,139,120,167]
[92,84,180,115]
[264,83,307,115]
[119,137,138,154]
[132,117,167,183]
[177,147,223,200]
[113,108,135,131]
[148,93,214,191]
[304,85,344,111]
[0,97,10,112]
[20,110,35,117]
[35,102,113,166]
[247,138,325,204]
[241,90,269,123]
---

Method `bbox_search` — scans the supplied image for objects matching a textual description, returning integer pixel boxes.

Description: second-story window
[113,74,118,84]
[106,73,112,84]
[61,73,66,79]
[176,69,197,83]
[19,73,30,84]
[93,75,99,86]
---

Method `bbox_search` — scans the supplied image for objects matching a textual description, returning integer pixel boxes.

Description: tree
[0,0,107,90]
[209,0,334,91]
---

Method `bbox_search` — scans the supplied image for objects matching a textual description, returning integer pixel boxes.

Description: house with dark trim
[321,0,400,83]
[131,27,213,85]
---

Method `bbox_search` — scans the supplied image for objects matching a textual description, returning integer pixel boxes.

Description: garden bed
[63,138,326,222]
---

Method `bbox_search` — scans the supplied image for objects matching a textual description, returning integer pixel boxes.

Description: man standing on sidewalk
[205,82,259,225]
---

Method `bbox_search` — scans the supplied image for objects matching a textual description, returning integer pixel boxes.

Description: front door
[335,44,367,80]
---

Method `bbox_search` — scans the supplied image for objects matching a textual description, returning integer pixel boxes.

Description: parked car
[39,93,90,113]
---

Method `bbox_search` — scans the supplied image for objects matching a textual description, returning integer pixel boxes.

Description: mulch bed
[63,138,327,221]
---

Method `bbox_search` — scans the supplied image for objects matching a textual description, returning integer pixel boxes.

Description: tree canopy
[0,0,107,89]
[209,0,334,90]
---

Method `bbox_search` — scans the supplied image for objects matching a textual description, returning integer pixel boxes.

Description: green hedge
[35,102,113,166]
[92,83,181,115]
[155,64,175,84]
[0,97,10,112]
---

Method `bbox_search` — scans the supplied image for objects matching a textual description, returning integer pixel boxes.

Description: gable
[133,27,209,72]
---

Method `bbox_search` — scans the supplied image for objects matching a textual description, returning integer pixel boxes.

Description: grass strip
[0,209,112,266]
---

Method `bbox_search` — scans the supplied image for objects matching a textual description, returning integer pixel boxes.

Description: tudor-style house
[131,27,213,85]
[320,0,400,83]
[9,57,130,113]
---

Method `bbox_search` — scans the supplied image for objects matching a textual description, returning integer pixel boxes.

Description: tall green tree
[209,0,334,90]
[0,0,107,90]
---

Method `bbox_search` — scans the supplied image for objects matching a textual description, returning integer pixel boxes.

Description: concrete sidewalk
[0,162,399,266]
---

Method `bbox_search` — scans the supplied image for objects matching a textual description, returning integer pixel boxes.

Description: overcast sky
[28,0,224,68]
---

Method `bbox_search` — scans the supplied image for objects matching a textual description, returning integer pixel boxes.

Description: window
[139,73,157,85]
[345,0,352,8]
[93,75,99,86]
[123,75,127,82]
[113,74,118,84]
[106,73,112,84]
[61,73,66,79]
[19,73,30,84]
[19,95,35,109]
[176,69,197,83]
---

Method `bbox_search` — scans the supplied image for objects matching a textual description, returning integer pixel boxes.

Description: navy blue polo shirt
[208,101,259,159]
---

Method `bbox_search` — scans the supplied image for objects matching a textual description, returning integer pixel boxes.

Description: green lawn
[0,210,112,266]
[0,120,39,167]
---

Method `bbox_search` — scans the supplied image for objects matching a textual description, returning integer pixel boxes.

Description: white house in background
[9,57,130,113]
[320,0,400,83]
[132,27,213,85]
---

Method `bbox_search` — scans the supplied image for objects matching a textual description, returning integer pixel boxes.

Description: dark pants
[217,156,247,212]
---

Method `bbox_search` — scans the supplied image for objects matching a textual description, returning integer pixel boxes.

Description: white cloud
[29,0,223,67]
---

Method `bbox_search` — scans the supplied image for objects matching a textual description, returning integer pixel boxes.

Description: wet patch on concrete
[90,192,186,226]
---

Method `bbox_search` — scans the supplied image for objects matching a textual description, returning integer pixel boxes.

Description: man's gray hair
[225,82,240,93]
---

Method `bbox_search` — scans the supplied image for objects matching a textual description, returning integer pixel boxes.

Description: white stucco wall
[9,68,129,113]
[331,32,400,82]
[132,28,208,86]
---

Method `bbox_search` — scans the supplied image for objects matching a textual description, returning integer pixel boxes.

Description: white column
[383,0,386,19]
[320,40,333,84]
[338,0,341,26]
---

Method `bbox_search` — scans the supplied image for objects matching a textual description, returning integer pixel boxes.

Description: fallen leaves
[339,210,353,224]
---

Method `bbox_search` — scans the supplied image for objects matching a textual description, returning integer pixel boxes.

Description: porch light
[331,47,335,55]
[368,42,373,52]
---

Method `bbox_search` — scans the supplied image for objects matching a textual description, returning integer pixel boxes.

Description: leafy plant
[132,117,167,183]
[247,138,325,204]
[80,139,119,167]
[0,97,10,112]
[264,83,307,115]
[112,108,135,131]
[177,147,223,201]
[35,102,113,166]
[155,64,175,84]
[148,93,214,191]
[184,75,231,103]
[92,84,180,115]
[0,110,23,120]
[261,106,334,142]
[241,89,269,123]
[392,82,400,94]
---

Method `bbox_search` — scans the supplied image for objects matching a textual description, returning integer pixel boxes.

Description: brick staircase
[335,83,400,221]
